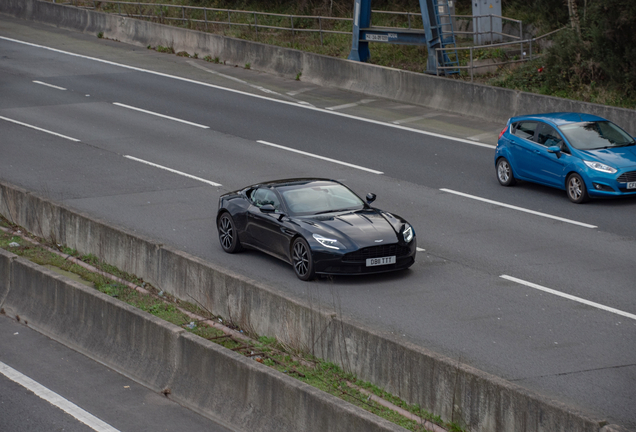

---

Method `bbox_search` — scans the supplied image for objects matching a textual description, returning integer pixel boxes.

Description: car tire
[218,212,242,253]
[292,237,315,281]
[566,173,590,204]
[496,157,516,186]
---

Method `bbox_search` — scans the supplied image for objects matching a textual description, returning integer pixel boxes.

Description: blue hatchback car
[495,112,636,203]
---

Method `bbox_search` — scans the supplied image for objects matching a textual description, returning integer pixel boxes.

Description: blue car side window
[513,121,537,141]
[536,123,569,153]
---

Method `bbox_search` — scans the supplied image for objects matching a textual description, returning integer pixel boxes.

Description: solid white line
[0,115,80,142]
[0,36,495,149]
[500,275,636,321]
[123,155,222,186]
[33,80,67,90]
[113,103,209,128]
[0,361,121,432]
[440,189,597,228]
[257,140,384,174]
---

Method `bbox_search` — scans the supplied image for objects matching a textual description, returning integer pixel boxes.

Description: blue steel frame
[348,0,448,74]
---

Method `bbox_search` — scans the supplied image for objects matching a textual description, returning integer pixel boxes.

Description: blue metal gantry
[348,0,460,75]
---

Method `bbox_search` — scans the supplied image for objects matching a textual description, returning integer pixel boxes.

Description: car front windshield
[558,121,635,150]
[278,182,365,215]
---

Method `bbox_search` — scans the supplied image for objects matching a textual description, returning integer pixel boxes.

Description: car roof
[509,112,607,126]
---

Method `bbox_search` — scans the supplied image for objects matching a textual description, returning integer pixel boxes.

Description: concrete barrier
[1,0,635,135]
[0,247,405,432]
[0,178,611,432]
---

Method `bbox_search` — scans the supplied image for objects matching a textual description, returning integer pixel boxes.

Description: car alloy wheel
[292,238,315,281]
[496,158,516,186]
[218,213,242,253]
[567,173,589,204]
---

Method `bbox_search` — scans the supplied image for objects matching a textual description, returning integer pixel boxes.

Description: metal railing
[435,27,565,81]
[51,0,353,45]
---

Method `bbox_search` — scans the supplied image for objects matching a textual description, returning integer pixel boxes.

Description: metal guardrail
[51,0,353,45]
[435,27,565,81]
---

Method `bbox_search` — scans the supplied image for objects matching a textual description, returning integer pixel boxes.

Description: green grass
[0,214,462,432]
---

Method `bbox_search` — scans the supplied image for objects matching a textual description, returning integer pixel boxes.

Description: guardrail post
[407,12,411,29]
[291,15,295,45]
[470,46,473,82]
[319,17,323,45]
[204,8,207,31]
[529,38,532,60]
[228,10,231,31]
[490,14,493,44]
[182,7,185,26]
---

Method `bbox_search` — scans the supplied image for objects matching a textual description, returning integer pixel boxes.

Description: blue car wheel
[496,157,516,187]
[566,173,590,204]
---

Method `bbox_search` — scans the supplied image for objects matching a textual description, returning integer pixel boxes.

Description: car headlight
[583,160,617,174]
[402,224,414,243]
[312,234,340,250]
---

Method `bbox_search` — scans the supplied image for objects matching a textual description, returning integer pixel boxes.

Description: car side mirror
[547,145,562,158]
[260,204,276,213]
[366,193,376,204]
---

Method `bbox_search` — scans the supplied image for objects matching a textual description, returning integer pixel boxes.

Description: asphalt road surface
[0,315,234,432]
[1,15,635,430]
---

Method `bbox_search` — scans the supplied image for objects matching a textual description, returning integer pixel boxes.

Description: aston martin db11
[216,178,416,280]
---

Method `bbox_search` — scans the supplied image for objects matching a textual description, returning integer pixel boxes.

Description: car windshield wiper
[614,142,636,147]
[314,208,356,215]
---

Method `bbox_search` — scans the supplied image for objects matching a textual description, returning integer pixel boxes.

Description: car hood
[579,146,636,169]
[300,209,403,248]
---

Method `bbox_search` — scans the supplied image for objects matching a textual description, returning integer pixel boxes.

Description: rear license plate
[366,256,396,267]
[628,182,636,189]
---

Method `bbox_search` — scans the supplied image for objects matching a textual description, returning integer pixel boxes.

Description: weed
[193,53,199,59]
[295,71,302,81]
[156,45,175,54]
[245,62,251,69]
[176,51,190,57]
[97,32,104,39]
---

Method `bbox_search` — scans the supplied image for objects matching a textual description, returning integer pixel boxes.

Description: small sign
[366,34,389,42]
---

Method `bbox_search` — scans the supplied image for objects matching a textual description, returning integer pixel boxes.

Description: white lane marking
[440,189,597,229]
[326,99,376,111]
[393,116,426,125]
[256,140,384,174]
[188,61,316,107]
[0,115,80,142]
[112,103,209,129]
[287,87,314,96]
[33,80,67,90]
[500,275,636,321]
[416,247,425,252]
[0,36,494,149]
[467,131,495,141]
[123,155,222,186]
[0,360,121,432]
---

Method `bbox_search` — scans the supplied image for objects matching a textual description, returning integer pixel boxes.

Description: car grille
[617,171,636,183]
[343,244,410,262]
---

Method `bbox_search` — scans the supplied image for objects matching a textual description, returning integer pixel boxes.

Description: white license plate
[366,256,396,267]
[628,182,636,189]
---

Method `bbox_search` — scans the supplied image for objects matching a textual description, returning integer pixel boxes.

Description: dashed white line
[0,116,80,142]
[0,360,121,432]
[33,80,67,90]
[500,275,636,321]
[416,247,426,252]
[326,99,376,111]
[440,188,597,228]
[113,103,209,129]
[123,155,222,186]
[287,87,315,96]
[2,36,495,149]
[392,116,426,125]
[256,140,384,174]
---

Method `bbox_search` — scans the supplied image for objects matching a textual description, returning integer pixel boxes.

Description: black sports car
[216,178,416,280]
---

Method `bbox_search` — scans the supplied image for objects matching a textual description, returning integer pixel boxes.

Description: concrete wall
[0,181,609,432]
[0,0,634,135]
[0,247,404,432]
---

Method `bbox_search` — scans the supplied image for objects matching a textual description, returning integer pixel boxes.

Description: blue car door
[530,123,569,187]
[508,121,540,179]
